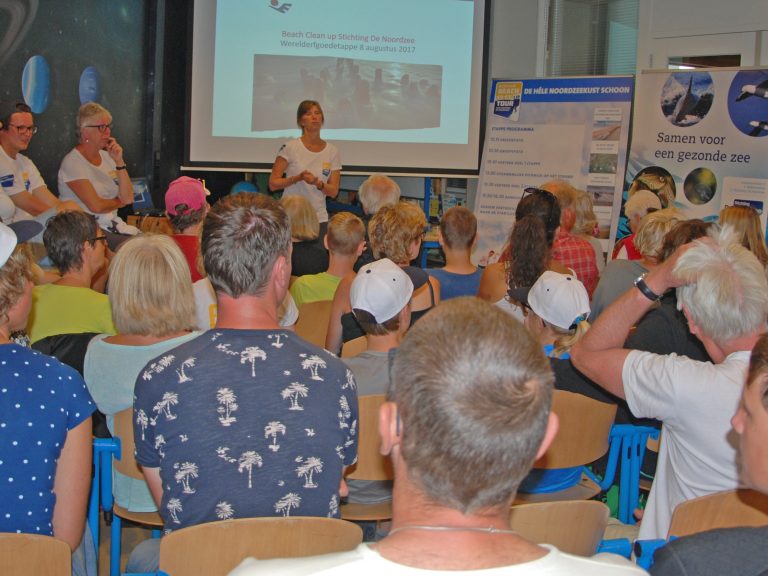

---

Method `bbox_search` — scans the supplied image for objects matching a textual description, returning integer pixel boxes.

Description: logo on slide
[269,1,292,13]
[493,82,522,121]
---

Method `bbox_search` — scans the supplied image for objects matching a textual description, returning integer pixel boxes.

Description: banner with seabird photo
[473,76,634,267]
[620,67,768,242]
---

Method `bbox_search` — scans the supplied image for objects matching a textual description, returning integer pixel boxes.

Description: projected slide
[188,0,488,173]
[251,55,442,131]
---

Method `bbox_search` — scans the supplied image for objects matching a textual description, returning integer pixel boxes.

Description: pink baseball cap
[164,176,209,216]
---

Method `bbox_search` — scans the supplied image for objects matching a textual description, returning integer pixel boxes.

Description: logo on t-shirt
[322,162,331,178]
[0,174,14,188]
[22,171,31,191]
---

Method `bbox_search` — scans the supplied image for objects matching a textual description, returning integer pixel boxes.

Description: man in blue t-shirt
[128,193,358,572]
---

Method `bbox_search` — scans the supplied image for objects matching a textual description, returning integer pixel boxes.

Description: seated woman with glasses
[26,211,115,345]
[58,102,138,249]
[478,188,571,321]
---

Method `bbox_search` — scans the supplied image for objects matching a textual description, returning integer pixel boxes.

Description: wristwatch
[634,273,661,302]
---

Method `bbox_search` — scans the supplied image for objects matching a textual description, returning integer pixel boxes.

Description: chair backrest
[159,516,363,576]
[508,500,609,556]
[345,394,393,481]
[113,408,146,480]
[668,489,768,538]
[341,335,367,358]
[0,533,72,576]
[294,300,333,348]
[533,390,617,469]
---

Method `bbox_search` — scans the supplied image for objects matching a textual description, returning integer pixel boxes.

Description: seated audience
[541,180,599,296]
[326,201,439,355]
[573,188,605,272]
[58,102,139,246]
[613,190,661,260]
[354,174,401,271]
[127,193,357,572]
[591,209,680,320]
[719,204,768,268]
[0,221,95,576]
[572,227,768,539]
[427,206,483,300]
[164,176,210,282]
[84,235,201,513]
[280,194,329,277]
[478,187,570,321]
[27,211,115,344]
[650,334,768,575]
[290,211,365,308]
[230,298,644,575]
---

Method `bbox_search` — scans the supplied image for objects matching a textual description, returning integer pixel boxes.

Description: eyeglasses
[8,124,38,135]
[84,123,112,133]
[520,187,559,232]
[88,235,109,247]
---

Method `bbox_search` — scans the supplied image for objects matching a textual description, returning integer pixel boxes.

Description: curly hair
[0,246,32,326]
[369,201,426,264]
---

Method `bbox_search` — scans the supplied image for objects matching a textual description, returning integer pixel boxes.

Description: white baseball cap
[512,271,590,331]
[0,220,42,268]
[351,258,415,324]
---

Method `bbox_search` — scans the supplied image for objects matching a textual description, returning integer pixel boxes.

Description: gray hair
[358,174,400,215]
[676,226,768,343]
[390,297,554,513]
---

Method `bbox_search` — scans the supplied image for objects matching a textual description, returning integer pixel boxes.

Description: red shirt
[172,234,203,282]
[552,232,599,297]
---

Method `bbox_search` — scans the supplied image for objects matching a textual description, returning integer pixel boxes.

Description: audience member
[280,194,329,277]
[0,221,95,576]
[58,102,139,246]
[342,258,414,507]
[127,193,358,572]
[572,227,768,539]
[573,188,605,272]
[591,209,680,320]
[230,298,644,575]
[613,190,661,260]
[27,211,115,344]
[290,211,365,307]
[650,334,768,575]
[478,187,570,321]
[354,174,401,270]
[0,101,79,225]
[719,204,768,268]
[164,176,210,282]
[427,206,483,300]
[541,180,599,296]
[84,235,200,514]
[326,201,439,355]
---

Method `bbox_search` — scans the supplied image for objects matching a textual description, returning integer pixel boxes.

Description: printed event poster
[474,76,634,266]
[623,68,768,238]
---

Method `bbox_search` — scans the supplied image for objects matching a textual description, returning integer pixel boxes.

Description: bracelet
[115,165,127,171]
[634,273,661,302]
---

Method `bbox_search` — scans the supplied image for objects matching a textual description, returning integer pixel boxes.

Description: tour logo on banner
[623,68,768,239]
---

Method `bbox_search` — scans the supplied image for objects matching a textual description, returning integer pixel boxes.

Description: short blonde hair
[634,208,681,261]
[624,190,662,221]
[541,180,578,211]
[0,246,32,326]
[327,212,365,256]
[572,189,598,236]
[108,235,197,336]
[280,195,319,241]
[719,205,768,267]
[77,102,111,132]
[369,201,426,264]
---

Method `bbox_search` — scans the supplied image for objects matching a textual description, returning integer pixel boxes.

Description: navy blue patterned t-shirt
[134,329,358,532]
[0,345,95,536]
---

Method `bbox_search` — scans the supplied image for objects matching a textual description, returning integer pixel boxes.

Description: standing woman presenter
[269,100,341,235]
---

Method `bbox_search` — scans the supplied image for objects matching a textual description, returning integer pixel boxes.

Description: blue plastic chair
[100,410,163,576]
[90,438,120,553]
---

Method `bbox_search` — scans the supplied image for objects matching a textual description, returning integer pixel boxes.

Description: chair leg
[110,514,122,576]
